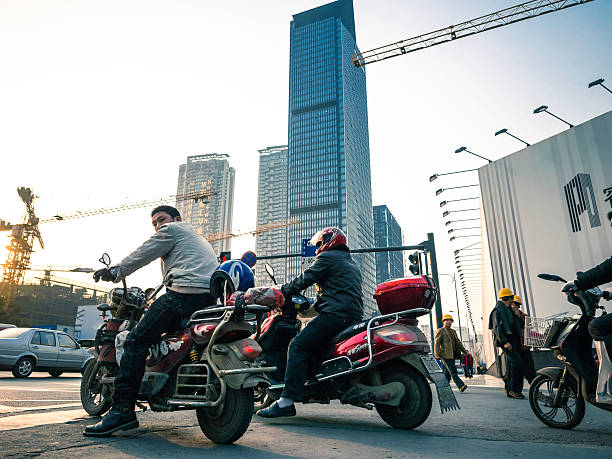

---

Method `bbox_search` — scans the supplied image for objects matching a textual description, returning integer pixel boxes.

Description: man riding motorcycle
[83,205,219,437]
[256,227,363,418]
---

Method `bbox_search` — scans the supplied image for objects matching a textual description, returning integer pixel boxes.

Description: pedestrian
[512,295,536,384]
[465,353,475,378]
[435,314,468,392]
[490,288,525,399]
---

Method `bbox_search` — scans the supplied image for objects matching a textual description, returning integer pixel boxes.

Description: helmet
[443,314,454,322]
[310,227,347,254]
[498,287,514,299]
[513,295,522,305]
[210,260,254,300]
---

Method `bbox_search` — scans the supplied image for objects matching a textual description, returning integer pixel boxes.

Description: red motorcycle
[80,254,275,444]
[254,264,459,430]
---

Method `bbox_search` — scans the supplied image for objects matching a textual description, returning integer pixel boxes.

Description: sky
[1,0,611,331]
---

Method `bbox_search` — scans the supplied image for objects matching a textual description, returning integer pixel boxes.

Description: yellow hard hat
[443,314,454,321]
[498,288,514,299]
[513,295,522,305]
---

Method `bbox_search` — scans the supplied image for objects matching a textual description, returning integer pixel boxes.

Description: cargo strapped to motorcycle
[315,307,431,382]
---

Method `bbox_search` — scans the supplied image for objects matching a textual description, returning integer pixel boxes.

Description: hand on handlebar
[603,290,612,301]
[503,342,512,350]
[562,282,578,294]
[93,268,115,283]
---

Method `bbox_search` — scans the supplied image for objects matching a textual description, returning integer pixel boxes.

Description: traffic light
[219,251,231,263]
[408,251,421,276]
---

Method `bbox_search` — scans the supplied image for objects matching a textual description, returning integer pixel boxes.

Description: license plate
[421,356,443,374]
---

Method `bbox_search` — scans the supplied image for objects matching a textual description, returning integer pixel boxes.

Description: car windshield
[0,328,29,338]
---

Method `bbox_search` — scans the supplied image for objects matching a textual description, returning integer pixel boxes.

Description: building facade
[255,145,289,285]
[373,205,404,284]
[175,153,235,255]
[287,0,377,316]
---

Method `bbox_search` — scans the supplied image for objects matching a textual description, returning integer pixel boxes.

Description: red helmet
[310,227,347,254]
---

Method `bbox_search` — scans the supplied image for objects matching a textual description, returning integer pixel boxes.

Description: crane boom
[352,0,594,67]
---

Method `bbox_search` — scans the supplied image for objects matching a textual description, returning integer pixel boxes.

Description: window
[40,332,56,347]
[31,331,41,345]
[58,334,77,348]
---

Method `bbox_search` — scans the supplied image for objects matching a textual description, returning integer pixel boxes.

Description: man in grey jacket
[83,205,218,437]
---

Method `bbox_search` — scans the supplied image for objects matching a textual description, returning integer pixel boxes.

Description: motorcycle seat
[332,319,375,344]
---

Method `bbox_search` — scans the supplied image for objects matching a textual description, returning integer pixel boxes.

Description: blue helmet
[210,260,255,300]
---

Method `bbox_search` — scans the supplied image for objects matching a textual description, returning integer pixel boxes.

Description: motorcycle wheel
[196,387,254,444]
[80,360,112,416]
[253,385,274,413]
[375,365,432,430]
[529,373,585,429]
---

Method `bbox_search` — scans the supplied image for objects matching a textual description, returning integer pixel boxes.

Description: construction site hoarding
[478,110,612,366]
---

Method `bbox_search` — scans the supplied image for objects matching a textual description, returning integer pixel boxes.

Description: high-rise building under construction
[175,153,235,255]
[287,0,376,315]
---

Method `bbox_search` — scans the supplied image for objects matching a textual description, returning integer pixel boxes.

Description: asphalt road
[1,372,611,458]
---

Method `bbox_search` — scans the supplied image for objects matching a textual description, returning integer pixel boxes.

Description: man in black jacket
[257,227,363,418]
[576,210,612,343]
[490,288,525,399]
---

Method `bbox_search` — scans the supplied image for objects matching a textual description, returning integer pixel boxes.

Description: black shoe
[256,401,296,418]
[507,391,525,399]
[83,406,139,437]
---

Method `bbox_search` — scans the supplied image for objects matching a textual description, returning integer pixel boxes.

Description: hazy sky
[1,0,610,330]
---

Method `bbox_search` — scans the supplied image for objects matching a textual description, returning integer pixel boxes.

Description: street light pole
[588,78,612,94]
[454,146,492,163]
[533,105,574,128]
[494,128,530,147]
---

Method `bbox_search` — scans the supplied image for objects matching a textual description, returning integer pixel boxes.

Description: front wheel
[12,357,34,378]
[49,369,63,377]
[80,360,113,416]
[197,387,254,444]
[375,365,433,430]
[529,373,585,429]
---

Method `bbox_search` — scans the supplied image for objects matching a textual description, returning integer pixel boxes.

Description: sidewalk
[462,374,506,388]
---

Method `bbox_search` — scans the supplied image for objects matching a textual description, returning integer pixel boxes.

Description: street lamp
[494,128,530,147]
[439,272,463,341]
[450,235,479,241]
[436,184,478,196]
[440,197,479,207]
[588,78,612,94]
[533,105,574,128]
[454,146,492,163]
[429,168,479,182]
[448,227,480,234]
[453,241,481,256]
[446,217,480,226]
[442,208,480,218]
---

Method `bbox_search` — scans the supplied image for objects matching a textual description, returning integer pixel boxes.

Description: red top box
[373,275,437,315]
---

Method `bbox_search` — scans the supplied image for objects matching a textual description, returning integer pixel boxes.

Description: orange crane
[352,0,593,67]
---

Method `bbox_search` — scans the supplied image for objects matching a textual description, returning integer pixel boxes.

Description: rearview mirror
[537,273,567,283]
[99,253,111,267]
[264,263,277,285]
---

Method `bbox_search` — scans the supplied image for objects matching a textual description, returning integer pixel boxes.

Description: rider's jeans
[281,313,351,402]
[589,314,612,360]
[112,290,215,406]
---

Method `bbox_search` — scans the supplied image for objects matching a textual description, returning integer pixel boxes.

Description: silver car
[0,328,93,378]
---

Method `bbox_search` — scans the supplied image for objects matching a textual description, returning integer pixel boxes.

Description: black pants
[442,359,465,389]
[520,348,536,384]
[589,314,612,360]
[501,341,524,393]
[281,313,352,401]
[112,290,215,406]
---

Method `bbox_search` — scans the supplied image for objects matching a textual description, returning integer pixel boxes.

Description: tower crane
[352,0,594,67]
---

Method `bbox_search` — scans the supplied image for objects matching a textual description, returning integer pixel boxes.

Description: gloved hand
[562,282,578,293]
[603,290,612,301]
[93,268,116,283]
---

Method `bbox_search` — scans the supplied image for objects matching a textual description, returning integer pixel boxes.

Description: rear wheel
[80,360,112,416]
[197,386,254,444]
[49,369,63,377]
[12,357,34,378]
[375,365,432,430]
[529,373,585,429]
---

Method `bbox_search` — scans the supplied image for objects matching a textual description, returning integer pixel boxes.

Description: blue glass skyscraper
[287,0,376,315]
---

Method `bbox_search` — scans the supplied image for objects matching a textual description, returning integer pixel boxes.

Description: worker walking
[435,314,468,392]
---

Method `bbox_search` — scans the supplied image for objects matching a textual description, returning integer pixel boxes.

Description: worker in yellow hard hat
[511,295,536,384]
[435,313,468,393]
[488,286,524,399]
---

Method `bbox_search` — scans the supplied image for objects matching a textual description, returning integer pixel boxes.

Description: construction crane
[0,188,217,305]
[206,217,302,242]
[352,0,594,67]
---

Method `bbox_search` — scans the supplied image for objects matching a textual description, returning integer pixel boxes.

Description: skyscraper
[373,205,405,284]
[175,153,235,255]
[255,145,289,285]
[287,0,376,315]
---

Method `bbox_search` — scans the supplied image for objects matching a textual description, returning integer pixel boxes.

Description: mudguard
[209,344,271,390]
[397,353,460,413]
[536,366,563,386]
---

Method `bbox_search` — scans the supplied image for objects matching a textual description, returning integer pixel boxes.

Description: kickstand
[136,401,148,412]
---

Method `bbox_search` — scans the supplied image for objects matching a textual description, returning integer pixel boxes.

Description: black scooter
[528,273,612,429]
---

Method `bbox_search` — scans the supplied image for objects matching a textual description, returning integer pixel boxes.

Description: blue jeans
[442,359,465,389]
[112,290,215,405]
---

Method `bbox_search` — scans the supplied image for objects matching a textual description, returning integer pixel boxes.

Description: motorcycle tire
[196,387,254,444]
[528,373,585,429]
[80,360,112,416]
[375,365,432,430]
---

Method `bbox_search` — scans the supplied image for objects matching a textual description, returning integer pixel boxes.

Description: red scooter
[253,264,459,430]
[80,254,275,444]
